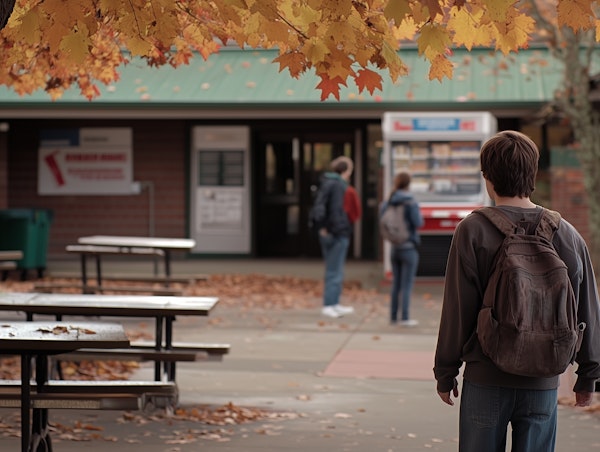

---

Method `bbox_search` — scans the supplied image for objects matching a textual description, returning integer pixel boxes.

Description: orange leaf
[273,52,306,78]
[355,69,382,95]
[316,73,346,101]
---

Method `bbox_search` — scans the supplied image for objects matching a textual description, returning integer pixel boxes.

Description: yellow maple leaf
[59,24,91,64]
[322,0,353,19]
[248,0,279,20]
[303,38,330,65]
[429,53,454,81]
[393,17,418,41]
[557,0,594,30]
[494,12,535,55]
[16,10,42,45]
[126,35,155,57]
[418,23,451,60]
[448,6,485,50]
[384,0,411,24]
[381,40,408,82]
[327,21,356,44]
[482,0,515,22]
[263,19,295,44]
[354,46,376,67]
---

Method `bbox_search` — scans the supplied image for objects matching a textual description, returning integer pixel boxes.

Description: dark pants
[390,245,419,322]
[459,380,557,452]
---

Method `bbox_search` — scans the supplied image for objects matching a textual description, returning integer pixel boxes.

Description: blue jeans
[319,233,349,307]
[390,245,419,322]
[459,380,557,452]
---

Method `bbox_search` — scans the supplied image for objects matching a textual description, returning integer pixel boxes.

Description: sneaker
[334,304,354,315]
[322,306,342,318]
[399,319,419,327]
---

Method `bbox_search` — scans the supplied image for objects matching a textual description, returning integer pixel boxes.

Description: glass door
[256,131,354,257]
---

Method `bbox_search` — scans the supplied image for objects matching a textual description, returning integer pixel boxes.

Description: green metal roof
[0,47,568,112]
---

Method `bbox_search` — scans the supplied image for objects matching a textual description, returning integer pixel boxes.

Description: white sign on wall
[38,128,133,195]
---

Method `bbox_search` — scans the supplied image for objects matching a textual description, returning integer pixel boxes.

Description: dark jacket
[310,173,352,237]
[434,205,600,394]
[379,190,424,246]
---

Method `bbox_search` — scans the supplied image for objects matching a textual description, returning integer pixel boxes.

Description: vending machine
[381,111,497,277]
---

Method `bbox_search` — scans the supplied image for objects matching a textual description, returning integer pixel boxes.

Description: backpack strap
[475,206,561,240]
[474,207,518,237]
[536,208,561,241]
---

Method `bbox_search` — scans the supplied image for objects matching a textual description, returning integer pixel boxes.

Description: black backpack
[474,207,585,377]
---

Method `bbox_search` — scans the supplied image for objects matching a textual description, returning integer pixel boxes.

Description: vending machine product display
[381,111,497,276]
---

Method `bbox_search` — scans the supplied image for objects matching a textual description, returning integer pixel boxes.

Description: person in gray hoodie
[434,131,600,452]
[380,171,424,326]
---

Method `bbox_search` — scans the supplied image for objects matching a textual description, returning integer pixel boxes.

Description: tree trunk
[554,33,600,272]
[0,0,15,30]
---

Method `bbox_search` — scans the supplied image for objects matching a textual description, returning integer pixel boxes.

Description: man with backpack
[310,156,361,318]
[433,130,600,451]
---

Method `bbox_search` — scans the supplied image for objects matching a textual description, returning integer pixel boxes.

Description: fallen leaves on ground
[0,402,298,444]
[0,272,385,311]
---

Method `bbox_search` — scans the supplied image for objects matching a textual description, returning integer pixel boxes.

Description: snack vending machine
[381,111,497,277]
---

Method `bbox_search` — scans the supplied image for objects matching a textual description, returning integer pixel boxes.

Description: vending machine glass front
[391,140,484,204]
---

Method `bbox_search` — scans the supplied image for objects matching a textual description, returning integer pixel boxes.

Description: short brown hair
[331,156,353,174]
[480,130,539,198]
[393,172,411,190]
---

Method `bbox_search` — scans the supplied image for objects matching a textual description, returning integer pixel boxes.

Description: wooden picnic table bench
[61,243,188,294]
[0,321,133,452]
[0,293,225,382]
[32,281,184,296]
[58,341,230,364]
[73,236,196,288]
[0,250,24,279]
[0,379,178,410]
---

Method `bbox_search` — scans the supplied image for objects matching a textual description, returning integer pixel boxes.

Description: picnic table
[75,235,196,287]
[0,250,24,276]
[0,321,130,452]
[0,292,224,381]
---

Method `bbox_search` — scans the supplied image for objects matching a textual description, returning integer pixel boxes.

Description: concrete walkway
[0,258,598,451]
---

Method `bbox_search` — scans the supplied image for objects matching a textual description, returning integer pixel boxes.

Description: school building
[0,46,590,275]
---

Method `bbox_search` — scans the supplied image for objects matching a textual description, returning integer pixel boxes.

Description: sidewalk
[0,258,598,451]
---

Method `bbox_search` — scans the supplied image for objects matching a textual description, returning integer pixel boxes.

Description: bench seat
[0,261,17,270]
[32,282,183,296]
[0,380,178,410]
[56,342,230,363]
[66,244,165,257]
[55,348,209,362]
[131,341,231,358]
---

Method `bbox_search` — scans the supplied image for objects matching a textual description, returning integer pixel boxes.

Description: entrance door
[256,131,354,257]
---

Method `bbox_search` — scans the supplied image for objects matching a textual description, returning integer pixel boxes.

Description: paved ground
[1,258,599,451]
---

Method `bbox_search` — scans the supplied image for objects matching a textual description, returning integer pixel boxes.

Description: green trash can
[0,208,53,279]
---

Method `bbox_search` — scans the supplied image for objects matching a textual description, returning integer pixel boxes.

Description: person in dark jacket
[311,156,361,318]
[380,171,424,326]
[434,130,600,451]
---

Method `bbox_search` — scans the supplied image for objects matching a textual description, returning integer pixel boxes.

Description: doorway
[256,130,355,257]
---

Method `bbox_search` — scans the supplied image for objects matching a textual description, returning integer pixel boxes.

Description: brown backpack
[474,207,586,377]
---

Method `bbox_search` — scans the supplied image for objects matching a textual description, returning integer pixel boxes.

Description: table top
[0,321,130,353]
[0,250,23,260]
[78,235,196,250]
[0,293,219,317]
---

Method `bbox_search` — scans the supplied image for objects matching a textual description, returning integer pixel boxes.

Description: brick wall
[6,119,188,258]
[550,147,590,244]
